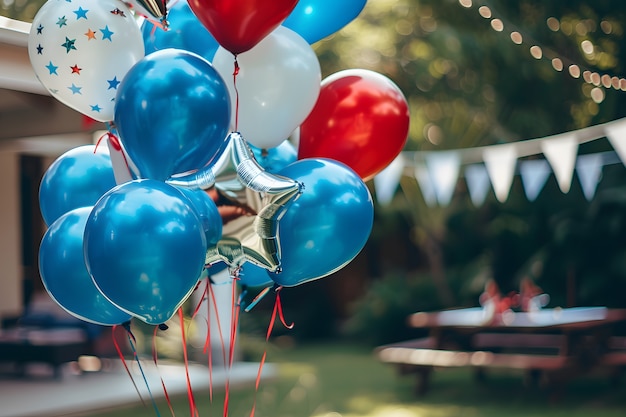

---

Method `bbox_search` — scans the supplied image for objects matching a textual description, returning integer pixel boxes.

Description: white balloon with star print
[28,0,144,122]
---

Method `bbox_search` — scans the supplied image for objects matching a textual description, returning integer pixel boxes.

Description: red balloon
[187,0,298,55]
[298,69,410,181]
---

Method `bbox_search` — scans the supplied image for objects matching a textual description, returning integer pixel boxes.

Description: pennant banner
[425,151,461,206]
[373,154,406,206]
[414,164,438,207]
[519,159,552,202]
[464,164,491,206]
[398,117,626,205]
[575,153,603,201]
[604,119,626,166]
[483,144,518,203]
[540,135,579,193]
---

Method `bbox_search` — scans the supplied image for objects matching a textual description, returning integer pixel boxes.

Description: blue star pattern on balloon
[68,83,82,94]
[28,0,145,122]
[46,61,59,75]
[74,7,88,19]
[62,37,77,52]
[107,76,120,90]
[100,25,114,41]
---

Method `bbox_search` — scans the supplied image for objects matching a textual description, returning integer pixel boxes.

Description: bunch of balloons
[30,0,410,328]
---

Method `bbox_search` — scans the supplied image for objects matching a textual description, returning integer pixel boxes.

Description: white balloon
[212,26,321,149]
[28,0,145,122]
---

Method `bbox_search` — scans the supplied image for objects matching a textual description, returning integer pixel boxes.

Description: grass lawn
[88,339,626,417]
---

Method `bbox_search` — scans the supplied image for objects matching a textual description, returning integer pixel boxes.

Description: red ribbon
[111,325,145,407]
[249,287,294,417]
[152,326,176,417]
[178,308,199,417]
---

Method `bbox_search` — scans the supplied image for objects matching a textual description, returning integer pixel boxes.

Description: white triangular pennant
[483,144,518,203]
[540,135,579,193]
[604,121,626,166]
[425,151,461,206]
[464,164,491,206]
[519,159,551,201]
[374,154,405,205]
[414,163,438,207]
[576,153,603,201]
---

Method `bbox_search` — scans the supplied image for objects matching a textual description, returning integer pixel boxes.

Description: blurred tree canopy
[313,0,626,148]
[317,0,626,321]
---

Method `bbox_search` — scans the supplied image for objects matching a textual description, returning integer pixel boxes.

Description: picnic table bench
[375,307,626,396]
[0,327,92,378]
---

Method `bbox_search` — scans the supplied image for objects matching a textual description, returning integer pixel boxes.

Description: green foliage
[342,272,439,345]
[1,0,45,21]
[342,263,490,346]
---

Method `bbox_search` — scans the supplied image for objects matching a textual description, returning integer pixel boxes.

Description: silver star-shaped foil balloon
[168,132,302,272]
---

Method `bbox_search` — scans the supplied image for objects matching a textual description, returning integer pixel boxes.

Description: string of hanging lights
[457,0,626,103]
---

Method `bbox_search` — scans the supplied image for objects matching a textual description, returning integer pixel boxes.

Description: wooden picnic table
[376,306,626,397]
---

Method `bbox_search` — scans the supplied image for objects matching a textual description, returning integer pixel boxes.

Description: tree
[313,0,626,311]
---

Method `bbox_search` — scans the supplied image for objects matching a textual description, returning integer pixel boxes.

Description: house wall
[0,151,22,322]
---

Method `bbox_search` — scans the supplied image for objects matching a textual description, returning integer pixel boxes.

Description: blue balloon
[176,187,223,245]
[238,263,273,289]
[250,140,297,173]
[141,0,219,61]
[282,0,367,44]
[39,207,132,326]
[84,179,208,325]
[114,49,231,181]
[39,145,117,226]
[269,158,374,287]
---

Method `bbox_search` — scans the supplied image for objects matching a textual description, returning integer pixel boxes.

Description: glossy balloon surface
[141,0,219,61]
[28,0,144,121]
[187,0,298,55]
[84,179,207,325]
[114,49,231,181]
[250,140,297,173]
[39,207,132,326]
[212,26,321,149]
[282,0,367,44]
[270,158,374,287]
[298,69,410,181]
[39,145,117,226]
[177,187,223,246]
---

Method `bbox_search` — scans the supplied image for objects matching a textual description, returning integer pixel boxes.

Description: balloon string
[149,20,159,38]
[275,287,295,330]
[244,286,271,313]
[222,273,240,417]
[188,280,208,334]
[103,130,133,175]
[178,308,199,417]
[112,324,146,407]
[248,289,281,417]
[229,275,241,369]
[233,58,240,132]
[93,131,108,153]
[208,279,229,369]
[152,326,177,417]
[125,324,162,417]
[203,281,214,403]
[206,277,230,416]
[189,280,207,320]
[192,278,215,403]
